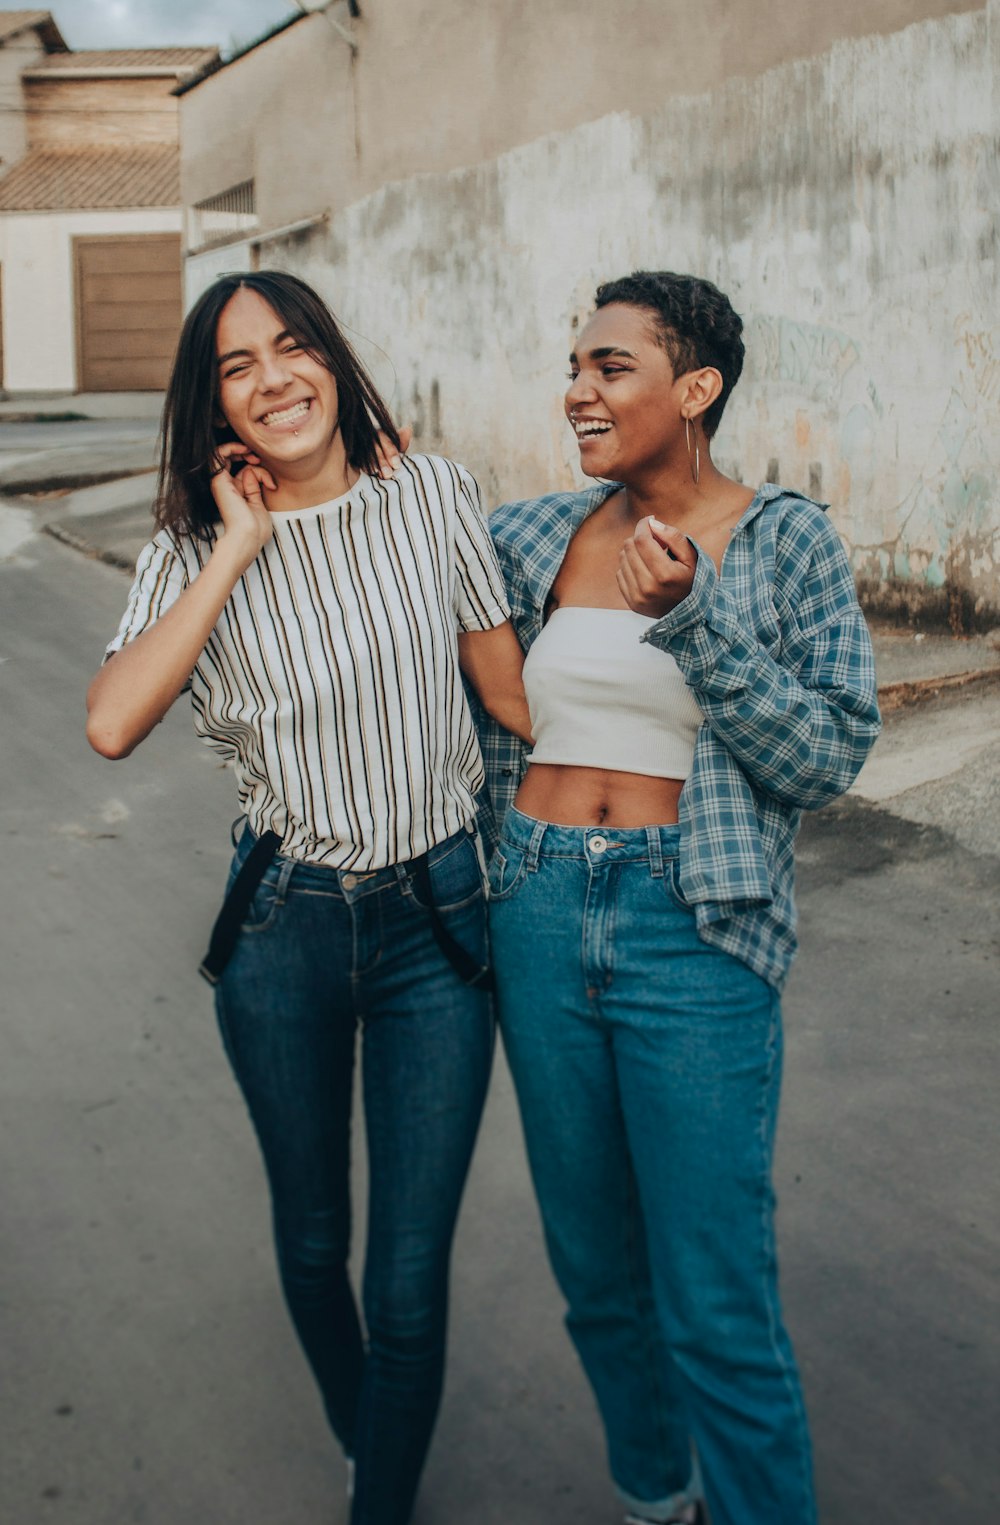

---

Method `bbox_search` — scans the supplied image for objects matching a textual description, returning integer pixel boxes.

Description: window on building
[188,180,258,250]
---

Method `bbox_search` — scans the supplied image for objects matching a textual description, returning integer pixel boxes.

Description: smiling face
[565,303,688,481]
[215,286,346,484]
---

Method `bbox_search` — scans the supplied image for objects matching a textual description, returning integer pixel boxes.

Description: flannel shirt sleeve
[642,512,881,809]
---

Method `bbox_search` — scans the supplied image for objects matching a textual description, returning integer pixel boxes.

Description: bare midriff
[515,762,684,827]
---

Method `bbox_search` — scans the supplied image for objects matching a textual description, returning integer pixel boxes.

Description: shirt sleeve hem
[457,601,511,633]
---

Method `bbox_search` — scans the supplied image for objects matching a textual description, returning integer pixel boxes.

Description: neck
[264,442,360,513]
[617,449,727,527]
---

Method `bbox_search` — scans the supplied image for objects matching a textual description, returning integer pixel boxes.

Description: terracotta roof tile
[28,47,218,72]
[0,145,179,210]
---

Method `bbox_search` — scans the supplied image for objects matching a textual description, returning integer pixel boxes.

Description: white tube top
[522,607,703,779]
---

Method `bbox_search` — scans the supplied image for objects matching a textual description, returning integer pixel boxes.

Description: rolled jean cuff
[616,1482,698,1522]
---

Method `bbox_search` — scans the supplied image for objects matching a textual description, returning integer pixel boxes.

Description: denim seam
[755,995,816,1525]
[621,1161,677,1503]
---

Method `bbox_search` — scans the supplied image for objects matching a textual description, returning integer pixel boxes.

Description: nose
[565,370,596,412]
[258,351,294,392]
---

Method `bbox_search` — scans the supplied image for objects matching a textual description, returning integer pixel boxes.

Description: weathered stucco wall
[181,0,982,221]
[184,0,999,627]
[180,14,353,228]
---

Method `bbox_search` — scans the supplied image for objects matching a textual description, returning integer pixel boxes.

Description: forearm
[479,684,534,744]
[458,622,534,744]
[86,544,245,758]
[643,549,880,807]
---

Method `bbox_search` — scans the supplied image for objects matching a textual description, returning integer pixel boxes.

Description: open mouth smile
[260,399,312,427]
[572,418,613,439]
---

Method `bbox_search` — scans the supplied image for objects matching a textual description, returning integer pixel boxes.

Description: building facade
[178,0,1000,626]
[0,11,218,392]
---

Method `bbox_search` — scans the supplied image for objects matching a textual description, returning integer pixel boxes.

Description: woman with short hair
[476,270,881,1525]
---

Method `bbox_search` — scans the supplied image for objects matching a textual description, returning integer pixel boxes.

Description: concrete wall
[181,15,352,231]
[183,0,981,214]
[0,208,181,391]
[181,0,999,627]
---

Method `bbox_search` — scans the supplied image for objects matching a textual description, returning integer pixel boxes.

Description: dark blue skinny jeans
[215,822,493,1525]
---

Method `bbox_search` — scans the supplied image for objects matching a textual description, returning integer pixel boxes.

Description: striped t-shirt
[106,454,511,870]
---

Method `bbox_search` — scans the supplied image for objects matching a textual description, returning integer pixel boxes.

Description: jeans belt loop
[646,825,665,878]
[526,817,547,872]
[274,856,296,907]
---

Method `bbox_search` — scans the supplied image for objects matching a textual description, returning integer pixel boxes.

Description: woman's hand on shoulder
[209,442,277,571]
[374,424,413,479]
[618,516,697,619]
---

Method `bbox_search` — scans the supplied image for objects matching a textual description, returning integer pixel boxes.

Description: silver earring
[685,415,700,485]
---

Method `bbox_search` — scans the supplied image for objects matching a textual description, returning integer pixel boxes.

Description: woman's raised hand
[374,424,413,478]
[617,516,697,618]
[209,441,277,570]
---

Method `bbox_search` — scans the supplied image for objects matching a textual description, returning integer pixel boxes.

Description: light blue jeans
[489,808,816,1525]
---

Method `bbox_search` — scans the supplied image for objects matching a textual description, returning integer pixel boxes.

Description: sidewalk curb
[878,667,1000,713]
[42,520,135,573]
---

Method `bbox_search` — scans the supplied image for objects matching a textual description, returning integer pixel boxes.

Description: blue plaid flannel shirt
[470,481,881,989]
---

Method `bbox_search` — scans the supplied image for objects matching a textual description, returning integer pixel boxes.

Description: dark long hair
[155,270,401,541]
[594,271,745,438]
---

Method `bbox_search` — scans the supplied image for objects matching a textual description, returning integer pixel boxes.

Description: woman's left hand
[374,424,413,478]
[618,516,697,618]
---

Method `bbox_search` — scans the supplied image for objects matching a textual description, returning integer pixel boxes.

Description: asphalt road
[2,527,998,1525]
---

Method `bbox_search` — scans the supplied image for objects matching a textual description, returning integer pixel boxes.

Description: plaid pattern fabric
[472,482,881,988]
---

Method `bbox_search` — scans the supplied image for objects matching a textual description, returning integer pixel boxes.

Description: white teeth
[262,399,310,426]
[574,419,612,437]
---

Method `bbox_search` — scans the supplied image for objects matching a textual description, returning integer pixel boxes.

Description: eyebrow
[217,329,297,366]
[568,346,638,364]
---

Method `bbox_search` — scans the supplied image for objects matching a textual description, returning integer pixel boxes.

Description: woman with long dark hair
[87,270,530,1525]
[474,271,881,1525]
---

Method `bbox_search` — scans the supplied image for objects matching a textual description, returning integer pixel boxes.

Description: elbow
[86,711,137,760]
[796,740,880,810]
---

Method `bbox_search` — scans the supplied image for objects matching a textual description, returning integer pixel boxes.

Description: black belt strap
[199,830,492,994]
[199,829,282,985]
[412,855,495,993]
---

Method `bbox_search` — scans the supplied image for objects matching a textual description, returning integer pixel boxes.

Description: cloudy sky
[56,0,297,54]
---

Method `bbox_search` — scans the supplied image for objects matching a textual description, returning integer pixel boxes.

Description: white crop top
[522,607,703,779]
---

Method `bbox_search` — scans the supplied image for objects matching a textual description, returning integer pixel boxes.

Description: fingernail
[390,456,401,470]
[650,516,667,530]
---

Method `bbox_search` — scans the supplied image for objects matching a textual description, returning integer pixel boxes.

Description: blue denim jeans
[489,808,816,1525]
[215,822,493,1525]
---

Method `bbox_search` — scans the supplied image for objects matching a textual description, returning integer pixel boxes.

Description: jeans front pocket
[486,842,529,903]
[230,857,293,933]
[409,830,485,914]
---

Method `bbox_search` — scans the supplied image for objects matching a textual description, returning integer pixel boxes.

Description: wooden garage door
[74,234,182,392]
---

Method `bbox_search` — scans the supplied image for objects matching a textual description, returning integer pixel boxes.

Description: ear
[680,366,723,424]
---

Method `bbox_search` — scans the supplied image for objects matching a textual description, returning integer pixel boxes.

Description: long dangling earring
[684,414,701,486]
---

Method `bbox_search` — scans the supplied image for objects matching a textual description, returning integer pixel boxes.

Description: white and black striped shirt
[106,455,511,869]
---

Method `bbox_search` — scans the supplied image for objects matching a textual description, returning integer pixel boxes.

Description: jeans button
[342,872,358,890]
[589,834,608,854]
